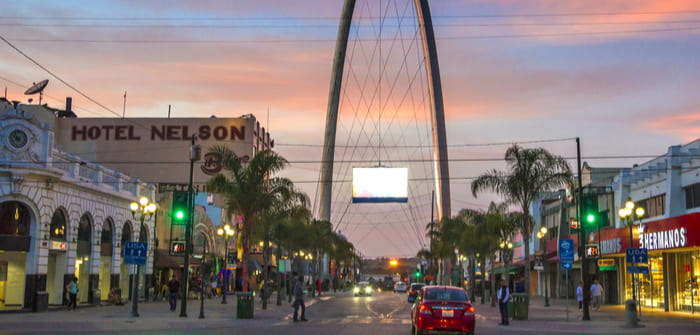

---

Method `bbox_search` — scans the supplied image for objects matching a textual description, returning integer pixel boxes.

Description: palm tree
[308,220,333,296]
[254,189,309,309]
[205,147,296,293]
[484,202,518,306]
[471,144,571,295]
[270,202,311,306]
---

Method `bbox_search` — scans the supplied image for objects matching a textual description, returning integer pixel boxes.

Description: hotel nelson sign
[55,118,255,185]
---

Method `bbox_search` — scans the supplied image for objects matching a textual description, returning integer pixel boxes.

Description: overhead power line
[0,35,122,118]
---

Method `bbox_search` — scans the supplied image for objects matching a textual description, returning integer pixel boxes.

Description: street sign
[597,258,615,267]
[559,239,575,262]
[569,217,579,230]
[561,261,572,270]
[626,248,648,264]
[124,241,148,265]
[627,265,650,274]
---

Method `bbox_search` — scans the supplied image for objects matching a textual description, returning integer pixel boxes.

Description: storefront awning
[155,249,201,268]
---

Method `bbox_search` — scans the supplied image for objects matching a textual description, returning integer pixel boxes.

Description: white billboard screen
[352,167,408,203]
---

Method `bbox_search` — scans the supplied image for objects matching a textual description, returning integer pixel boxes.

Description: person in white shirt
[576,281,583,311]
[590,279,603,311]
[497,279,510,326]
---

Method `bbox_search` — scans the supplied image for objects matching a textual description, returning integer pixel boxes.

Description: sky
[2,0,700,259]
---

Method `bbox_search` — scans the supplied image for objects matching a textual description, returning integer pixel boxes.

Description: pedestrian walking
[168,276,180,311]
[590,279,603,311]
[292,276,308,322]
[577,281,583,311]
[497,279,510,326]
[66,277,78,310]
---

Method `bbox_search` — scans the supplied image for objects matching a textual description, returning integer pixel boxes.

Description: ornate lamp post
[536,226,550,307]
[129,196,156,317]
[217,224,234,304]
[618,198,644,315]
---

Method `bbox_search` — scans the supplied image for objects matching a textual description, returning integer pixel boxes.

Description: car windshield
[424,288,468,301]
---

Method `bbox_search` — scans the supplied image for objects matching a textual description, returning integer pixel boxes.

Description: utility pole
[577,137,591,321]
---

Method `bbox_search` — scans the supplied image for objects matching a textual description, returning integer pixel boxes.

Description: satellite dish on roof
[24,79,49,104]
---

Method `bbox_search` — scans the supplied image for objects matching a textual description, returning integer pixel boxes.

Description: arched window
[121,223,132,256]
[78,214,92,242]
[139,225,148,243]
[50,209,67,241]
[0,201,30,236]
[101,219,113,244]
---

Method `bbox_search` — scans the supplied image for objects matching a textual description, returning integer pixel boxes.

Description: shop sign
[599,238,621,255]
[598,258,615,267]
[639,224,687,251]
[49,241,66,251]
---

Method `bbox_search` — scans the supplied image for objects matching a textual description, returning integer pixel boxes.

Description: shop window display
[676,252,699,312]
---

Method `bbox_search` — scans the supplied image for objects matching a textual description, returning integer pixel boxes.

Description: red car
[411,286,475,335]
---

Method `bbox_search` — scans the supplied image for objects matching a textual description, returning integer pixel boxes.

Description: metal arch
[319,0,452,222]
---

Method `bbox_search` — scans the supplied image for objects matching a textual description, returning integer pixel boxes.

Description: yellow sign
[598,258,614,267]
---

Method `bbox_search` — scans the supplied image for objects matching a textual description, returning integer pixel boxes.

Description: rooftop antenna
[24,79,48,104]
[122,91,127,118]
[168,104,171,118]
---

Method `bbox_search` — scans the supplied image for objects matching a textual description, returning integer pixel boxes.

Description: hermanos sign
[635,212,700,251]
[55,117,266,184]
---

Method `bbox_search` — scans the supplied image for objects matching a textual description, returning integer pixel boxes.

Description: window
[50,210,67,241]
[425,288,468,301]
[638,194,665,218]
[684,183,700,209]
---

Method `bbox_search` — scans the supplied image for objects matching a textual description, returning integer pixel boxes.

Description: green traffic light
[175,210,185,220]
[586,213,595,223]
[415,271,421,277]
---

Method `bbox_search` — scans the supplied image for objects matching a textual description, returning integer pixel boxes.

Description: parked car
[411,286,475,335]
[354,281,373,296]
[408,283,425,303]
[394,281,408,293]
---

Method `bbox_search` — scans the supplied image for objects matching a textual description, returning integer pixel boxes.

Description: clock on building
[8,129,28,149]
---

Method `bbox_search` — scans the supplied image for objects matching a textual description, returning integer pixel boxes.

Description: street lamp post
[217,224,234,304]
[537,226,550,307]
[499,241,513,287]
[618,199,645,317]
[129,197,156,318]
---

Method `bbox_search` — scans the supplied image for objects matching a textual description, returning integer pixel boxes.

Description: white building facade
[0,99,155,311]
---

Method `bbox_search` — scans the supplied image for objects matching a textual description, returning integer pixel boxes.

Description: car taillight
[410,289,414,293]
[419,304,431,315]
[464,305,475,316]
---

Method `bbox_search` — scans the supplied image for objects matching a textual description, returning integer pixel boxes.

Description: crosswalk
[273,317,412,327]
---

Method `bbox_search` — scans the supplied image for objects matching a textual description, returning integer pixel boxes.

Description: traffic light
[415,270,421,278]
[581,195,598,230]
[172,190,189,225]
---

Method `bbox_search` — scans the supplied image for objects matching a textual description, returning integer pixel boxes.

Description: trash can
[512,293,529,320]
[236,292,255,319]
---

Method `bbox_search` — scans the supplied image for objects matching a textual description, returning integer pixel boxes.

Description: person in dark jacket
[168,276,180,311]
[293,276,308,322]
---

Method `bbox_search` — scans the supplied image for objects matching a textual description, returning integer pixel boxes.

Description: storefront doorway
[47,209,68,305]
[120,222,132,299]
[75,213,92,304]
[0,201,31,308]
[99,219,114,301]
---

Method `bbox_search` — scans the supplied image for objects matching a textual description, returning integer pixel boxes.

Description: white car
[394,282,407,292]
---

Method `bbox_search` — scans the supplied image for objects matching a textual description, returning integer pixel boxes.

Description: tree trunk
[262,236,269,310]
[479,255,486,304]
[241,221,250,292]
[468,256,476,301]
[490,253,497,307]
[275,244,282,306]
[522,225,531,296]
[522,209,533,296]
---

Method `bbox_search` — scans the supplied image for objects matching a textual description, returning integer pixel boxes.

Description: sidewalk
[473,295,700,334]
[0,291,339,333]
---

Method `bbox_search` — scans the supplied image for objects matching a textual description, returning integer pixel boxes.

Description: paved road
[2,291,699,334]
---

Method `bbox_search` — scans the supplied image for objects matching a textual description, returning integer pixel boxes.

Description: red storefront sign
[637,212,700,251]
